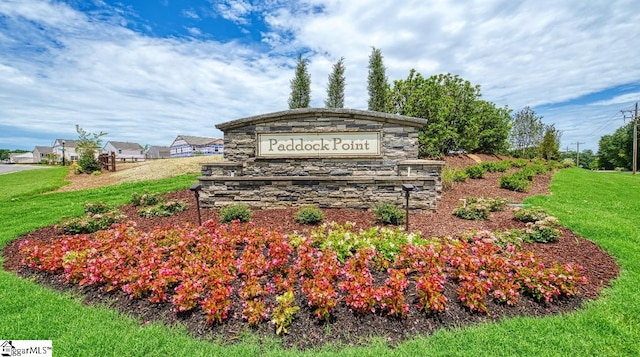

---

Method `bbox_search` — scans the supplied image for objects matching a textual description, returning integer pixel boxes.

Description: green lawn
[1,168,638,356]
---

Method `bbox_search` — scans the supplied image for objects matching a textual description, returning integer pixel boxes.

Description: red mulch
[2,155,619,350]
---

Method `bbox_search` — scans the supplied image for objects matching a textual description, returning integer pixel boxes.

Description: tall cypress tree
[325,57,346,108]
[367,47,388,112]
[288,54,311,109]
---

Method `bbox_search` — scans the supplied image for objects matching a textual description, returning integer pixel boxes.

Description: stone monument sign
[197,108,444,211]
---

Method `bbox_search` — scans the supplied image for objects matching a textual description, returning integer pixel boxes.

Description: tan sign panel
[257,132,381,158]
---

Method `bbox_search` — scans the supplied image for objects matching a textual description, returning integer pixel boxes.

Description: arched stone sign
[198,108,444,211]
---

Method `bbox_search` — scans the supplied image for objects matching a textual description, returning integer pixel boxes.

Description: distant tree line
[0,149,29,161]
[596,122,637,171]
[287,48,561,159]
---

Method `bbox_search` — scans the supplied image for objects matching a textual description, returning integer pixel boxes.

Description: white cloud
[182,9,200,20]
[590,93,640,107]
[215,0,253,24]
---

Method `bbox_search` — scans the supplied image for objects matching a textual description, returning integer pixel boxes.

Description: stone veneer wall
[219,109,424,177]
[198,108,445,212]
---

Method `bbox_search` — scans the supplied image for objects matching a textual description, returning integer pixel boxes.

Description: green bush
[309,222,426,263]
[480,161,511,172]
[493,229,528,247]
[60,209,126,234]
[77,154,102,174]
[442,167,469,187]
[465,165,486,179]
[510,159,529,168]
[220,204,252,223]
[138,200,188,218]
[453,203,490,220]
[83,201,112,215]
[441,167,455,191]
[529,164,548,175]
[524,217,560,243]
[513,206,550,223]
[517,167,537,181]
[130,190,161,207]
[465,196,508,212]
[499,174,531,192]
[452,169,469,183]
[373,203,405,226]
[294,206,324,225]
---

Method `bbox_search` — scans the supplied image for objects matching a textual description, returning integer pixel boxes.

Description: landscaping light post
[189,184,203,226]
[402,183,415,231]
[61,140,66,166]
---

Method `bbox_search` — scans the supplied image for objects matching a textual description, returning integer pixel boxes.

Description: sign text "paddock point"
[257,132,380,157]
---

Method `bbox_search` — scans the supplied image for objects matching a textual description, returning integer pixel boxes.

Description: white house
[145,146,170,159]
[8,152,34,164]
[102,141,145,162]
[169,135,223,158]
[33,146,53,164]
[52,139,78,163]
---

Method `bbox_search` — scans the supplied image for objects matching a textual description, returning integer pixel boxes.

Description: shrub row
[219,203,406,227]
[499,162,554,192]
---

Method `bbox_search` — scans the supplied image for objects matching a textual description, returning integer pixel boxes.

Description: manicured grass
[0,172,199,249]
[0,166,68,200]
[1,168,639,356]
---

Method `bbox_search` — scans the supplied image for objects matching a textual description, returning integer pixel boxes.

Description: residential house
[145,145,170,159]
[52,139,78,163]
[8,152,34,164]
[33,146,53,164]
[102,141,145,162]
[169,135,223,158]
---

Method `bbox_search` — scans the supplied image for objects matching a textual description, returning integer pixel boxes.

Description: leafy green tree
[597,122,634,170]
[325,57,346,108]
[510,106,545,158]
[0,149,10,161]
[75,125,107,173]
[538,124,561,160]
[560,149,596,169]
[288,54,311,109]
[389,70,508,158]
[473,100,512,154]
[367,47,389,112]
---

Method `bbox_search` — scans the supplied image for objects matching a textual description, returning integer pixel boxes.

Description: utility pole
[572,142,585,167]
[622,102,638,175]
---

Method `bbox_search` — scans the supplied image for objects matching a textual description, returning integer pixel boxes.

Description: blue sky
[1,0,640,153]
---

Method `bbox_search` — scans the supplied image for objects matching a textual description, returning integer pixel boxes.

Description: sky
[1,0,640,153]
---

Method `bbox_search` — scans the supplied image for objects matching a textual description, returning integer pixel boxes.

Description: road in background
[0,164,52,175]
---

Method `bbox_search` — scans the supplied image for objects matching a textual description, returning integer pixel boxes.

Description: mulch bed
[2,155,620,350]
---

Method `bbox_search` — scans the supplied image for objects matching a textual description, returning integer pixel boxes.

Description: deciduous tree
[510,106,545,158]
[473,100,512,154]
[597,122,634,170]
[389,70,508,158]
[75,125,107,173]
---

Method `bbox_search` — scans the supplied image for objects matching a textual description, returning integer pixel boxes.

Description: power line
[583,108,630,139]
